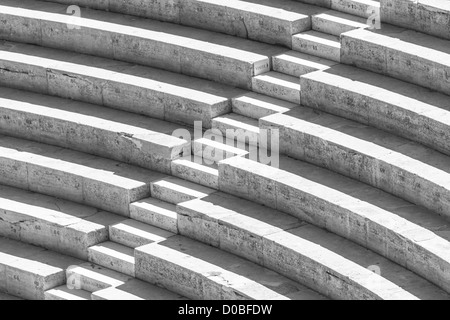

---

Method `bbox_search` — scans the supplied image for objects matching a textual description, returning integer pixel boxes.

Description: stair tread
[89,242,135,264]
[293,30,341,47]
[314,10,369,27]
[212,113,260,133]
[45,285,91,300]
[253,71,300,89]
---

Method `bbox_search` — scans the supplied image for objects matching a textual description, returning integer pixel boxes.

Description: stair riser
[292,36,341,62]
[130,203,178,234]
[88,249,135,277]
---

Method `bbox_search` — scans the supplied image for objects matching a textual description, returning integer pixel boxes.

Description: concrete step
[232,92,298,120]
[44,286,91,300]
[135,235,326,300]
[0,184,124,260]
[177,193,450,300]
[88,242,135,277]
[0,135,166,216]
[292,30,341,62]
[0,0,286,90]
[0,236,82,300]
[109,219,175,249]
[252,71,301,104]
[91,278,187,300]
[294,0,380,18]
[260,107,450,219]
[273,51,338,77]
[171,155,219,190]
[0,292,22,300]
[341,26,450,96]
[312,10,369,36]
[130,198,178,234]
[300,64,450,156]
[65,262,133,293]
[218,154,450,294]
[0,41,244,129]
[150,177,217,205]
[49,0,323,48]
[193,138,249,165]
[380,0,450,40]
[0,87,190,174]
[212,113,260,147]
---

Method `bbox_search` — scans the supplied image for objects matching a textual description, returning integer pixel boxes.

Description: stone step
[88,242,135,277]
[294,0,380,18]
[0,41,243,129]
[49,0,323,48]
[341,26,450,96]
[292,30,341,62]
[260,108,450,219]
[218,155,450,294]
[171,155,219,190]
[232,92,298,120]
[273,51,338,77]
[252,71,301,104]
[0,184,124,260]
[65,262,133,293]
[44,286,91,300]
[150,177,217,205]
[135,235,326,300]
[109,219,175,249]
[0,87,191,174]
[130,198,178,234]
[91,278,187,300]
[380,0,450,40]
[0,0,286,90]
[177,193,450,300]
[0,135,165,216]
[0,237,82,300]
[312,10,369,36]
[212,113,260,147]
[192,138,249,165]
[300,64,450,156]
[0,292,22,300]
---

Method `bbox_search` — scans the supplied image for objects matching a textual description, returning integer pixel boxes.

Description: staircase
[0,0,449,300]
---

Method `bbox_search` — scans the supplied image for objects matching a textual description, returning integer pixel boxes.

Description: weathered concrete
[312,10,368,36]
[212,113,260,148]
[300,65,450,156]
[0,237,82,300]
[218,156,450,294]
[232,92,298,119]
[0,42,242,129]
[88,242,135,277]
[380,0,450,40]
[273,51,338,77]
[130,198,178,234]
[151,177,217,205]
[0,135,165,216]
[341,27,450,96]
[109,219,175,248]
[0,0,285,89]
[193,138,249,164]
[0,185,124,260]
[293,30,341,62]
[135,235,326,300]
[177,194,449,300]
[171,156,219,190]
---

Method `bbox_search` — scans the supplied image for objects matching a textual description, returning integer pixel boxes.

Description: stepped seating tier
[0,135,166,216]
[300,64,450,156]
[0,41,245,129]
[49,0,324,48]
[177,192,450,300]
[218,156,450,294]
[380,0,450,40]
[0,0,286,89]
[341,26,450,96]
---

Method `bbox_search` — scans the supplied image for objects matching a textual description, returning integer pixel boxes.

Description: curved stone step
[177,193,449,300]
[0,184,124,260]
[0,237,82,300]
[171,155,219,190]
[312,10,369,36]
[151,177,217,205]
[292,30,341,62]
[129,198,178,234]
[135,235,326,300]
[0,0,285,89]
[0,135,166,216]
[232,92,298,120]
[341,26,450,96]
[252,71,301,104]
[0,41,244,129]
[260,108,450,219]
[0,86,190,174]
[273,51,338,78]
[300,64,450,156]
[218,155,450,294]
[88,242,135,277]
[45,286,91,300]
